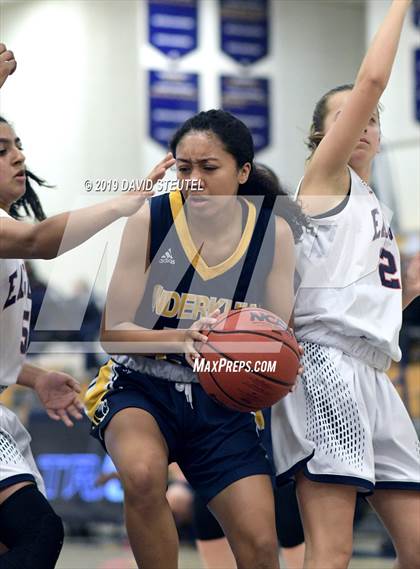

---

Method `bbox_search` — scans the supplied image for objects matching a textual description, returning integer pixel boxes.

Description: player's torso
[294,167,402,363]
[136,191,276,332]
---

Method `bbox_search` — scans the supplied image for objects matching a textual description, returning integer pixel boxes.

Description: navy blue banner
[221,76,270,152]
[148,0,198,59]
[149,70,199,148]
[220,0,269,65]
[415,48,420,122]
[413,1,420,27]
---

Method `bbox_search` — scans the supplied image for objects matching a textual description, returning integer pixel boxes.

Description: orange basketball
[197,308,300,412]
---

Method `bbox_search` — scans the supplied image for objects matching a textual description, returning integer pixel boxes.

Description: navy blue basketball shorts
[85,359,272,504]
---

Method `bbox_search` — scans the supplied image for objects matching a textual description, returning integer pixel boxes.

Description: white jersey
[0,209,32,389]
[294,167,402,365]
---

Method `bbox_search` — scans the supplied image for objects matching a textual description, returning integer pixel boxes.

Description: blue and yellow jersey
[112,190,276,375]
[87,191,276,422]
[138,191,274,326]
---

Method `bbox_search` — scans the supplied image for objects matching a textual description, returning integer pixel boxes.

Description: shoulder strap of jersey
[149,193,176,262]
[234,203,275,299]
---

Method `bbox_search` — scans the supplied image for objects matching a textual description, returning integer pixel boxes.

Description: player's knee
[122,463,162,506]
[307,542,352,569]
[238,531,279,568]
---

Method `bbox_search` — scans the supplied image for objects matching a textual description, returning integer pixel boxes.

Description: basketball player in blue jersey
[0,45,170,568]
[270,2,420,568]
[85,110,306,569]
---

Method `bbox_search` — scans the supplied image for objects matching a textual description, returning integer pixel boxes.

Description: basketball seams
[206,370,256,412]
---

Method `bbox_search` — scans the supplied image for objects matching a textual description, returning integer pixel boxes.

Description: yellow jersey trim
[169,191,256,281]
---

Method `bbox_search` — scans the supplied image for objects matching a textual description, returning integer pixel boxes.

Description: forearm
[32,199,122,259]
[17,363,48,389]
[356,0,411,89]
[101,322,187,355]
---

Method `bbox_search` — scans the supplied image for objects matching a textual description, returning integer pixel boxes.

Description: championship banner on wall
[148,0,198,59]
[149,70,199,148]
[220,0,269,65]
[221,75,270,152]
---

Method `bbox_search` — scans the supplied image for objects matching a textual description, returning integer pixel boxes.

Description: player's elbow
[357,74,387,96]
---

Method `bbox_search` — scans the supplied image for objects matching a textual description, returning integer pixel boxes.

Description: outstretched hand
[0,43,16,89]
[34,371,84,427]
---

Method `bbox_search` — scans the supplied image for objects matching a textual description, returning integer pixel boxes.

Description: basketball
[197,308,300,412]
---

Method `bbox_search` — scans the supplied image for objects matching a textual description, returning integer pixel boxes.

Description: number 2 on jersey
[379,248,401,289]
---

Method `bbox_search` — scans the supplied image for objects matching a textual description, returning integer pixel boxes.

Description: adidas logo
[159,248,175,264]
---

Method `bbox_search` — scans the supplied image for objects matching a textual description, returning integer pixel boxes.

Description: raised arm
[303,0,411,193]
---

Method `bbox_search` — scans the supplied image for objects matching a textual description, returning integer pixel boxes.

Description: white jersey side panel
[294,167,402,363]
[0,209,32,388]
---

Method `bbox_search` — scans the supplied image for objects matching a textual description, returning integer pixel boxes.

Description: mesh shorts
[271,342,420,492]
[0,404,45,494]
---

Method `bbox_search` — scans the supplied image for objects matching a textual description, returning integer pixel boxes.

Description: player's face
[323,90,381,169]
[175,130,250,216]
[0,123,26,210]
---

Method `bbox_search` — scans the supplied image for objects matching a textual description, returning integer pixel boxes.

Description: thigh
[368,490,420,553]
[295,472,356,551]
[104,407,169,491]
[208,474,277,550]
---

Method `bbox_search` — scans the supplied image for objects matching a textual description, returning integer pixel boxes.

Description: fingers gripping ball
[197,308,300,412]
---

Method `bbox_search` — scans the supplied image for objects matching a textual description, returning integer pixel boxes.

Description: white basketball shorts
[271,342,420,493]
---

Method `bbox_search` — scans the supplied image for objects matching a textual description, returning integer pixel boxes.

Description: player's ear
[238,162,251,185]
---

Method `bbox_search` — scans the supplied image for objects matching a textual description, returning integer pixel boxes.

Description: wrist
[17,364,48,390]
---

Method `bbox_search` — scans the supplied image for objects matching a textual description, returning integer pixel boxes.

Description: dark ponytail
[240,163,309,242]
